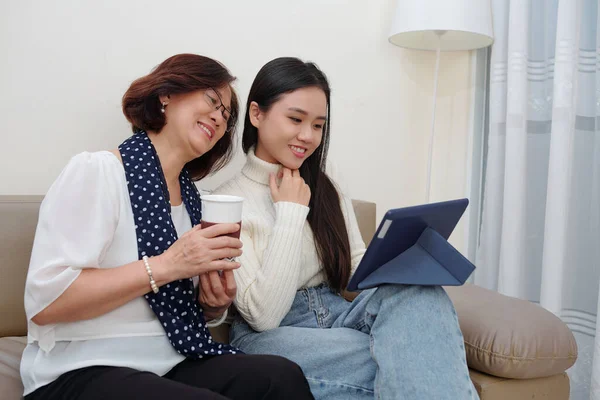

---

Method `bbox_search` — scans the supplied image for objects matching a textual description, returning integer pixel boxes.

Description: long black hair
[242,57,351,292]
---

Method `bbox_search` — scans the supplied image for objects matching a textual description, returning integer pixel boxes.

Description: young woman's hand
[198,270,236,320]
[154,223,242,283]
[269,167,311,206]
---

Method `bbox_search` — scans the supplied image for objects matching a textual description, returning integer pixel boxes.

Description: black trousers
[25,354,314,400]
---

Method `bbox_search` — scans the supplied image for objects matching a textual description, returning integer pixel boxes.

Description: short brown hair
[122,54,239,181]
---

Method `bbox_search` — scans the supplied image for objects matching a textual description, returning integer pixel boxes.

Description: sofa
[1,195,578,399]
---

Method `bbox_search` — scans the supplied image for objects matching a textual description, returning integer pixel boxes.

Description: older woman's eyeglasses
[204,88,234,131]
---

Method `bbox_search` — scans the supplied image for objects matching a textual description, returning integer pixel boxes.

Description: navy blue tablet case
[346,198,476,291]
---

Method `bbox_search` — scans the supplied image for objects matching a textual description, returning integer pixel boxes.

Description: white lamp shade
[389,0,494,51]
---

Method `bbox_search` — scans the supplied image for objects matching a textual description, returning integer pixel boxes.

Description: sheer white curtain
[474,0,600,398]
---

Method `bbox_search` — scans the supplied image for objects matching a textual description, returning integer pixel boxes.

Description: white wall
[0,0,474,248]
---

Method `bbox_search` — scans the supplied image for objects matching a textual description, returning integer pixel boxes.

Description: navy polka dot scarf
[119,131,240,359]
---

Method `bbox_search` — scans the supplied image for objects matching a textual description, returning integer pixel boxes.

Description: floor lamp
[388,0,494,202]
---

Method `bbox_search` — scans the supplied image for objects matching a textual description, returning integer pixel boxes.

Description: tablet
[346,198,475,291]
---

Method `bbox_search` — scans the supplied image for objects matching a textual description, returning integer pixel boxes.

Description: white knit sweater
[212,148,366,331]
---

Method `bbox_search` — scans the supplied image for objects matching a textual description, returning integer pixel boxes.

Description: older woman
[21,54,313,400]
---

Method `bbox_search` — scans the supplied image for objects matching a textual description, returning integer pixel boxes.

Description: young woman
[213,57,478,400]
[21,54,314,400]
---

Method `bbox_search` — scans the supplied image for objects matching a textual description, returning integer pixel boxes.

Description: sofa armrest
[445,284,577,379]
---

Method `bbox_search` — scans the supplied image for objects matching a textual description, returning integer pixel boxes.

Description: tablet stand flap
[356,227,475,290]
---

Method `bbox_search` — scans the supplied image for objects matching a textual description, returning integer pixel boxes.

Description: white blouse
[20,151,193,396]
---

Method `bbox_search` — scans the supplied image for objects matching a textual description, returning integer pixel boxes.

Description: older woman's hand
[198,270,236,320]
[154,223,242,283]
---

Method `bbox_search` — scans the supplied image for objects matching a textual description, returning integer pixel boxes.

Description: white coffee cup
[200,195,244,238]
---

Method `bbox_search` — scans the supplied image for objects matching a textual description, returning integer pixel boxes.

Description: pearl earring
[160,103,166,113]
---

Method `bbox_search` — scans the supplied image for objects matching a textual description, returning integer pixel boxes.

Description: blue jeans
[230,284,478,400]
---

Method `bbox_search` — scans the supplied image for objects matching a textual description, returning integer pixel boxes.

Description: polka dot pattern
[118,131,241,359]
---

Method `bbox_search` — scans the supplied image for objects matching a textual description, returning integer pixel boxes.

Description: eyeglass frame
[204,88,235,132]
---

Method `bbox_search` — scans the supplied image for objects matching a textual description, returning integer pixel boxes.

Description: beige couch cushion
[0,196,41,337]
[469,369,570,400]
[0,337,26,400]
[445,284,578,379]
[350,199,376,246]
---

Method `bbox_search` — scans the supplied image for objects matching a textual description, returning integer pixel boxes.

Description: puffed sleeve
[24,152,122,324]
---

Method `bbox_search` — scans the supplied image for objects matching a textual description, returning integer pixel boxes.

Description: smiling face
[251,86,327,169]
[160,86,232,159]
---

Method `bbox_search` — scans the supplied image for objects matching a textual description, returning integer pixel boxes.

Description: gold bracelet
[142,256,159,294]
